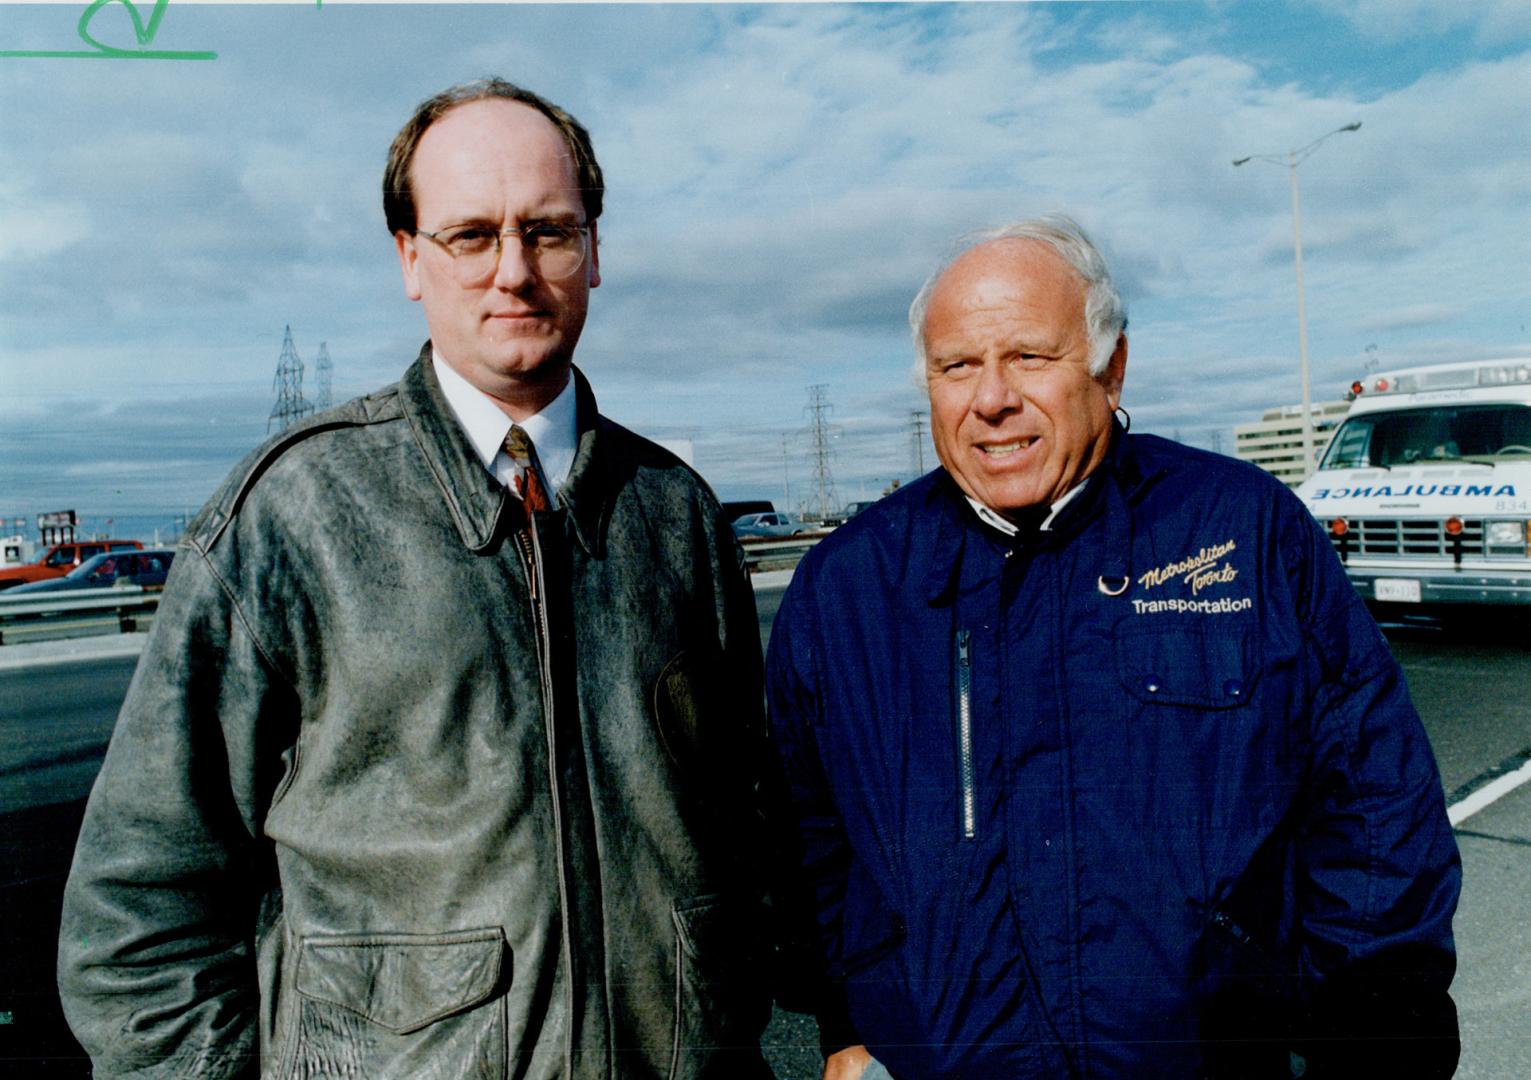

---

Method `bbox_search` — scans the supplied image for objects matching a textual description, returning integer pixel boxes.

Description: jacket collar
[398,344,608,556]
[920,420,1155,605]
[560,372,613,556]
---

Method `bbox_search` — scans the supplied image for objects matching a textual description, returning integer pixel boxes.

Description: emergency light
[1346,360,1531,400]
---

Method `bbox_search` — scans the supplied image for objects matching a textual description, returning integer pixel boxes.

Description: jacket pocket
[282,928,508,1080]
[1116,622,1262,709]
[669,894,770,1080]
[1196,906,1300,1078]
[1113,623,1282,828]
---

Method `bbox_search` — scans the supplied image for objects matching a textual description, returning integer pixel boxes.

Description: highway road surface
[1,594,1527,1077]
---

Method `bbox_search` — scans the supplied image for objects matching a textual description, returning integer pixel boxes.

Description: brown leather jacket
[59,349,776,1078]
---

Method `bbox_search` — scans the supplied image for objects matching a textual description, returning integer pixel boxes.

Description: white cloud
[1,2,1527,514]
[0,180,91,263]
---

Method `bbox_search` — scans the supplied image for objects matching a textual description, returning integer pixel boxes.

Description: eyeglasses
[414,221,591,283]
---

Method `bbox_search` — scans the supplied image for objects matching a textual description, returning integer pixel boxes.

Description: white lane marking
[1448,758,1531,827]
[750,569,796,590]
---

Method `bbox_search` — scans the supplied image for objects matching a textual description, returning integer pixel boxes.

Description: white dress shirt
[432,351,578,502]
[966,478,1089,537]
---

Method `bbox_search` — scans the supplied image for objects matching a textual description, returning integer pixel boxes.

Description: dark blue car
[8,548,176,594]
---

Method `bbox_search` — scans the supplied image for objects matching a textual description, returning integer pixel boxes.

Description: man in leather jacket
[767,215,1461,1078]
[59,79,776,1079]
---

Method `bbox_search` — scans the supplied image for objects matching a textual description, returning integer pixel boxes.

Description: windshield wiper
[1410,455,1494,469]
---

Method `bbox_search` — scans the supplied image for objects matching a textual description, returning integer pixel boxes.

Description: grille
[1329,518,1484,558]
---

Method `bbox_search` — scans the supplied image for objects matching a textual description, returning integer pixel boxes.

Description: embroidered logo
[1138,540,1238,596]
[1132,596,1253,615]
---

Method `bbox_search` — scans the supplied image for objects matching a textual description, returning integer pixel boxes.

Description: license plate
[1374,578,1422,603]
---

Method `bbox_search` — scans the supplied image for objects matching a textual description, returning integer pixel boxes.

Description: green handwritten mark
[1,0,216,61]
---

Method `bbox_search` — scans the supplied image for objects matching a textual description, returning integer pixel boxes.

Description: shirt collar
[965,479,1089,538]
[431,349,579,499]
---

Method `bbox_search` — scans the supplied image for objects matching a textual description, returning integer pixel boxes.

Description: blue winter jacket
[766,430,1460,1078]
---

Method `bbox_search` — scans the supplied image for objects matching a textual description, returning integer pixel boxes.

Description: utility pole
[910,411,927,476]
[268,325,314,432]
[780,433,792,509]
[314,341,333,410]
[803,384,838,521]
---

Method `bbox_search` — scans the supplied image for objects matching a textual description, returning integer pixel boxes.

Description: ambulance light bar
[1346,361,1531,400]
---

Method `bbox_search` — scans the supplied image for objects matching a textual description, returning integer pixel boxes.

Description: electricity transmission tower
[314,341,333,409]
[268,325,314,432]
[909,411,928,476]
[803,384,838,521]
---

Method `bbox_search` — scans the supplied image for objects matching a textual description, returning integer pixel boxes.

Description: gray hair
[908,213,1128,378]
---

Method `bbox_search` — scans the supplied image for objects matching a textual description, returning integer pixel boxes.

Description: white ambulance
[1296,358,1531,609]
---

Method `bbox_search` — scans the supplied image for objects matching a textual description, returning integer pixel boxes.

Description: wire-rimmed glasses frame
[414,220,591,284]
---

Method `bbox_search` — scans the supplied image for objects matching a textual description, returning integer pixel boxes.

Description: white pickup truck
[1296,358,1531,609]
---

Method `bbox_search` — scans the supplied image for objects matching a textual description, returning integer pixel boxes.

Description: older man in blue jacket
[767,215,1460,1079]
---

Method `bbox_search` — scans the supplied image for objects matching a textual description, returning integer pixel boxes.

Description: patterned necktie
[504,425,551,512]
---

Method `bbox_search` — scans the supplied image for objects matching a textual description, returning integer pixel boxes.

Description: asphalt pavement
[1,592,1527,1078]
[1452,781,1531,1079]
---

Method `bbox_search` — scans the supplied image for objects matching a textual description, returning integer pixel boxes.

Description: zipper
[955,628,976,840]
[515,529,539,605]
[526,519,551,654]
[521,512,575,1057]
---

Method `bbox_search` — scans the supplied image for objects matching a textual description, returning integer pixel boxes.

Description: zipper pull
[517,528,538,602]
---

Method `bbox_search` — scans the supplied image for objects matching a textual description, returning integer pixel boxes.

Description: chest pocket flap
[294,928,506,1034]
[1116,622,1262,710]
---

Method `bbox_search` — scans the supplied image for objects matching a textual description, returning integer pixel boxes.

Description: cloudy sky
[1,0,1528,530]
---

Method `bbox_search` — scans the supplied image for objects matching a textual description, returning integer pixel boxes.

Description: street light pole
[1235,121,1360,481]
[1289,147,1313,477]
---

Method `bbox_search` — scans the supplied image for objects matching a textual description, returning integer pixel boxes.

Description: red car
[0,539,144,591]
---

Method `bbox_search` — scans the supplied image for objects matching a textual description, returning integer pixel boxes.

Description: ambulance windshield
[1319,404,1531,470]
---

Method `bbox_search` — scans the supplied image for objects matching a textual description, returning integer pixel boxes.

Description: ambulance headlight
[1484,520,1529,555]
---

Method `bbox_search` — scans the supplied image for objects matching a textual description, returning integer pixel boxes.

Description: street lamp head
[1232,156,1251,166]
[1341,121,1362,132]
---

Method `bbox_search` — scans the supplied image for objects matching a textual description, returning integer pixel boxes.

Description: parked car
[843,500,880,519]
[0,539,144,590]
[722,500,775,522]
[731,512,813,539]
[7,548,176,595]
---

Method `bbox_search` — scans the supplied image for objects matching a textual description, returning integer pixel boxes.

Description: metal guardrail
[739,531,830,572]
[0,586,161,645]
[0,531,827,645]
